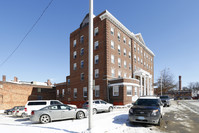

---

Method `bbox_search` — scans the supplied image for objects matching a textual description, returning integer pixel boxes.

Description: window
[80,48,84,56]
[111,40,114,49]
[68,88,71,94]
[118,71,121,78]
[118,32,120,41]
[74,88,77,98]
[111,68,115,77]
[124,73,127,78]
[138,47,140,53]
[127,86,132,96]
[151,58,153,62]
[138,57,140,63]
[37,88,41,93]
[73,40,76,47]
[144,62,146,67]
[111,55,114,64]
[81,73,84,80]
[129,63,131,70]
[129,52,131,58]
[134,43,136,52]
[80,35,84,43]
[128,40,131,46]
[83,87,87,97]
[134,87,137,96]
[141,48,143,54]
[62,89,65,96]
[147,64,149,69]
[68,79,70,85]
[118,45,121,54]
[141,59,143,64]
[73,63,77,70]
[95,69,99,78]
[124,60,127,68]
[95,55,99,64]
[118,58,121,67]
[113,86,119,96]
[57,90,59,96]
[111,27,114,35]
[95,85,100,97]
[94,27,98,36]
[94,41,99,50]
[123,37,126,44]
[124,48,126,56]
[144,52,146,58]
[81,60,84,68]
[73,51,77,59]
[134,55,136,63]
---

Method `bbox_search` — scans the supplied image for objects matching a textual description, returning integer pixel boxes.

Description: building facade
[57,10,155,107]
[0,75,55,110]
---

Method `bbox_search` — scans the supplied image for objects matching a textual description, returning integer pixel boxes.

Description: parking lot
[0,100,199,133]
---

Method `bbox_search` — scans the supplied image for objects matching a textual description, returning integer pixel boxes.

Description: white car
[82,99,113,114]
[25,100,63,116]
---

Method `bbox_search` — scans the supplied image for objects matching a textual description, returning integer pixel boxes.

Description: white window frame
[111,54,115,64]
[118,58,121,67]
[73,51,77,59]
[81,60,84,68]
[73,40,76,47]
[123,37,126,44]
[128,40,131,46]
[80,35,84,43]
[111,68,115,77]
[83,87,87,97]
[113,86,119,96]
[73,63,77,70]
[118,71,121,78]
[134,87,137,96]
[94,41,99,50]
[118,45,121,54]
[129,52,131,58]
[111,27,114,35]
[124,73,127,78]
[74,88,77,98]
[127,86,132,96]
[118,32,120,41]
[95,85,100,97]
[124,48,126,56]
[95,69,99,78]
[124,60,127,68]
[80,48,84,56]
[57,90,59,96]
[95,55,99,64]
[111,40,115,49]
[62,89,65,96]
[94,27,98,36]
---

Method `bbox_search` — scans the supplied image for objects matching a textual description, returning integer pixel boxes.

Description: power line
[0,0,54,67]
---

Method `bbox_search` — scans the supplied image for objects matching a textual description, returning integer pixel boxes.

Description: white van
[24,100,63,116]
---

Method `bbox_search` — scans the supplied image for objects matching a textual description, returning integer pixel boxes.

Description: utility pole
[88,0,93,132]
[160,72,162,96]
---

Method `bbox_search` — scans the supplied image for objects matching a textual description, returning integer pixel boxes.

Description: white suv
[82,99,113,114]
[25,100,63,116]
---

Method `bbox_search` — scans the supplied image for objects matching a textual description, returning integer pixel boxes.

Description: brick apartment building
[56,10,155,107]
[0,75,56,110]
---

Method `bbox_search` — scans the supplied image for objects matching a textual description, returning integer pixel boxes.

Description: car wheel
[76,111,85,119]
[108,107,113,112]
[157,117,162,126]
[93,108,97,115]
[21,113,26,118]
[40,114,51,124]
[8,112,12,115]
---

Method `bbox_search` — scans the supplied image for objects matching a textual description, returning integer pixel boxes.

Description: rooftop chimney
[14,76,18,82]
[47,79,52,86]
[2,75,6,82]
[179,76,182,91]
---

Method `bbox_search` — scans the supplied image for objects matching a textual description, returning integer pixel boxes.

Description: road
[158,100,199,133]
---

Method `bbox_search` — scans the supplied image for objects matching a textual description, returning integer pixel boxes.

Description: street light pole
[160,72,162,96]
[88,0,93,132]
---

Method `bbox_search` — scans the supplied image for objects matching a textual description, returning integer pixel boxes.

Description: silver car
[82,99,114,114]
[30,104,88,124]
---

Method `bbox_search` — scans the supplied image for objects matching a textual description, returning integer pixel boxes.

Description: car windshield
[134,99,159,106]
[160,96,169,99]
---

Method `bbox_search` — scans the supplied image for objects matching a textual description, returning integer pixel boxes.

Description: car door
[59,105,76,119]
[48,105,62,120]
[94,101,101,111]
[100,100,108,111]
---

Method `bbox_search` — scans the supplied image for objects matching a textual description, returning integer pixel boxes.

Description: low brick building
[0,75,56,110]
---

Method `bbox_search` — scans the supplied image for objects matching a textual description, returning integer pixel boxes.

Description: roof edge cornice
[100,10,155,57]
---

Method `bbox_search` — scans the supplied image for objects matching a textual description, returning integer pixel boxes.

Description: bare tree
[155,68,176,95]
[188,82,199,96]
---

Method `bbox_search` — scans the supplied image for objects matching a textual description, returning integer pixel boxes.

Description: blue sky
[0,0,199,87]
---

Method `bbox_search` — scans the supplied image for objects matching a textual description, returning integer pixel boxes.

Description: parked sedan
[4,106,24,115]
[15,107,26,117]
[30,104,88,124]
[82,99,113,114]
[160,95,171,107]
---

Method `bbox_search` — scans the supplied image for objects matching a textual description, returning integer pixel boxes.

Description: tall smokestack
[179,76,182,91]
[2,75,6,82]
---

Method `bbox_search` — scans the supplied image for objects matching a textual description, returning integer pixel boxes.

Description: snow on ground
[0,108,162,133]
